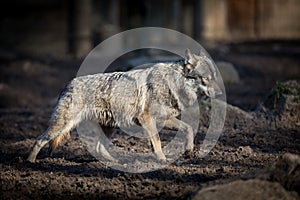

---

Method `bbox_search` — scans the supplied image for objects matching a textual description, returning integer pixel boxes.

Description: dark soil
[0,42,300,199]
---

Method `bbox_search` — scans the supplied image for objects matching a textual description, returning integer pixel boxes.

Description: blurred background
[0,0,300,110]
[1,0,300,57]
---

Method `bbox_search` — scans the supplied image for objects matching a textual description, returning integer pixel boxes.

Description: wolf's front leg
[164,117,194,153]
[96,141,116,162]
[149,133,166,161]
[95,125,117,162]
[140,115,166,161]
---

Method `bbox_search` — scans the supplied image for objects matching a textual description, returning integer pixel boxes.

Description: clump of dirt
[265,153,300,193]
[259,80,300,129]
[193,153,300,200]
[194,179,298,200]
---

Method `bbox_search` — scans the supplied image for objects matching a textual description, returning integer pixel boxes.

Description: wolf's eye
[202,77,209,82]
[201,77,209,86]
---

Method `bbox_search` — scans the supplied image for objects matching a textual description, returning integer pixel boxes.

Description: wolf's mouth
[207,90,222,98]
[199,85,222,98]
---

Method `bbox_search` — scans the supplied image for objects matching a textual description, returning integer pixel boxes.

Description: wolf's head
[184,49,222,98]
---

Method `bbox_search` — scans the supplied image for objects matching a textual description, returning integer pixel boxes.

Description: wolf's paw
[27,154,37,163]
[156,153,167,162]
[96,142,118,163]
[184,149,194,158]
[103,154,118,163]
[26,158,36,163]
[184,144,194,158]
[185,143,194,152]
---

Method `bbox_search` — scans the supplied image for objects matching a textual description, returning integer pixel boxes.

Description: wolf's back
[54,64,186,128]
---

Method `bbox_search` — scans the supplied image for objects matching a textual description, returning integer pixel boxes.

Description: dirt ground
[0,41,300,199]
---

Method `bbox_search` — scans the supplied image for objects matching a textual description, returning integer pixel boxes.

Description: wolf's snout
[199,84,222,98]
[206,88,222,98]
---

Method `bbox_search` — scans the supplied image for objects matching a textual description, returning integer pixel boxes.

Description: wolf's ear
[185,49,197,66]
[199,49,207,57]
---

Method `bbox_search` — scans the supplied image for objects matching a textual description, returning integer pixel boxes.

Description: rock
[193,153,300,200]
[263,153,300,194]
[258,80,300,129]
[224,103,254,129]
[193,179,299,200]
[198,99,254,130]
[215,61,240,83]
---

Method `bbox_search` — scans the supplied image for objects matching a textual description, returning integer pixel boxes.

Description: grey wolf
[27,49,222,163]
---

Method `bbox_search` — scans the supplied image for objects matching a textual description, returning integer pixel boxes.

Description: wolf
[27,49,222,163]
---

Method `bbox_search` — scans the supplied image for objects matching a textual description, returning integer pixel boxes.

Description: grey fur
[27,49,222,162]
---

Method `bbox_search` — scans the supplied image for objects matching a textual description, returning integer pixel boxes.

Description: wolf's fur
[27,49,222,162]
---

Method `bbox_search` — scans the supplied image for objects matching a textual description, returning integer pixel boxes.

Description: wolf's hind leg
[164,117,194,152]
[27,130,53,163]
[96,125,116,162]
[27,98,78,163]
[27,118,76,162]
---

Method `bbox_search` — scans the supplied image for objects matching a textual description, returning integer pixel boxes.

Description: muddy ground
[0,41,300,199]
